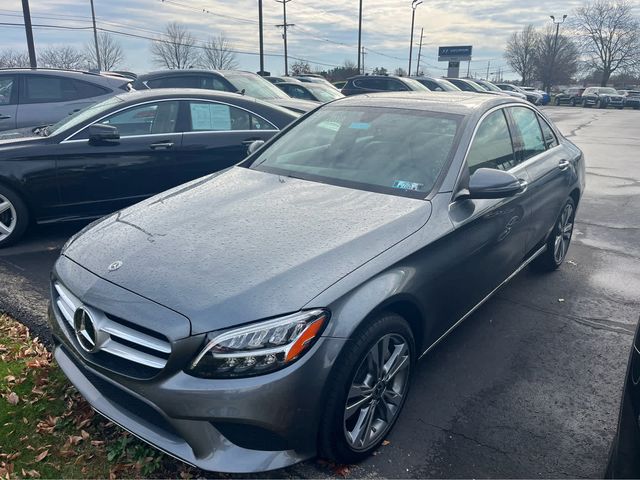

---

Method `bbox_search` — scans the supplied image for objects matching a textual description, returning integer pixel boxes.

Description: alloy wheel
[0,194,17,242]
[343,333,410,451]
[553,203,574,264]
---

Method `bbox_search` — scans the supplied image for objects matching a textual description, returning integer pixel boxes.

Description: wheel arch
[0,176,35,222]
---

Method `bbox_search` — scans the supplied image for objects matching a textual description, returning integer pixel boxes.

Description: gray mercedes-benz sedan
[49,92,585,472]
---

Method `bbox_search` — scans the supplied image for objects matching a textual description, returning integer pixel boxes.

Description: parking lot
[0,106,639,478]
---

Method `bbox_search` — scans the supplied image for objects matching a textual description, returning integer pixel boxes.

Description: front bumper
[49,260,347,473]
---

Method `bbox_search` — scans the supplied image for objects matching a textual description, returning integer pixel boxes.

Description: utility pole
[549,14,567,93]
[486,60,490,80]
[275,0,294,76]
[357,0,363,74]
[89,0,101,71]
[408,0,422,75]
[258,0,265,74]
[21,0,37,68]
[415,27,423,76]
[361,46,366,73]
[466,60,470,78]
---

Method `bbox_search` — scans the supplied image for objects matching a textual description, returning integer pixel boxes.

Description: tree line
[505,0,640,88]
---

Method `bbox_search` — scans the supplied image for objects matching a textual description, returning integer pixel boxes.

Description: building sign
[438,46,472,62]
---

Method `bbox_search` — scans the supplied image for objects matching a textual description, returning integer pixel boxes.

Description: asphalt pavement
[0,106,638,478]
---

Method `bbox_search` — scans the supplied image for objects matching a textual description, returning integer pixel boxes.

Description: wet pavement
[0,106,638,478]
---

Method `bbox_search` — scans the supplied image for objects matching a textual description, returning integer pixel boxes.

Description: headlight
[187,309,329,378]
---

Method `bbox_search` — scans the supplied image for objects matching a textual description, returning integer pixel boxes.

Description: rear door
[17,75,112,128]
[0,74,18,131]
[508,106,572,251]
[178,99,279,183]
[54,100,182,219]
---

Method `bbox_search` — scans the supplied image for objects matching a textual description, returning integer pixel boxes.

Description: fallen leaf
[558,298,565,302]
[6,392,19,405]
[382,440,391,446]
[4,375,15,382]
[34,450,48,462]
[332,465,351,477]
[567,260,577,266]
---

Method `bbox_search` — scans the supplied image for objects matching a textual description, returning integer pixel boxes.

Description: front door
[54,100,182,219]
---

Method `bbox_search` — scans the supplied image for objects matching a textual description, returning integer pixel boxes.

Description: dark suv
[554,87,585,106]
[341,75,430,96]
[581,87,625,109]
[618,90,640,109]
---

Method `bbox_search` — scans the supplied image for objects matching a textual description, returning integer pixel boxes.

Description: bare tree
[84,32,124,71]
[0,49,30,68]
[504,25,539,86]
[39,46,85,70]
[290,60,311,75]
[200,34,238,70]
[151,22,199,69]
[573,0,640,86]
[535,25,580,91]
[394,67,407,76]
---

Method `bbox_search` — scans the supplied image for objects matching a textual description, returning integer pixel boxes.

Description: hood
[271,98,319,113]
[64,167,431,335]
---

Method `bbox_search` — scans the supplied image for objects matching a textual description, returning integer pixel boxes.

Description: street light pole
[275,0,293,76]
[89,0,101,71]
[408,0,422,76]
[357,0,363,74]
[21,0,37,68]
[415,27,423,76]
[548,14,567,93]
[258,0,265,74]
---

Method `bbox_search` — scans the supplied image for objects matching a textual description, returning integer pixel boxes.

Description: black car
[618,90,640,110]
[341,75,430,96]
[275,82,344,103]
[606,317,640,478]
[410,76,461,92]
[132,70,317,114]
[554,87,585,106]
[0,89,298,247]
[581,87,625,109]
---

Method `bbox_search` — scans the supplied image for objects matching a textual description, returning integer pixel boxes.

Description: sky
[2,0,637,79]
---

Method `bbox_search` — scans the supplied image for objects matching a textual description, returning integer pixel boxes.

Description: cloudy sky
[1,0,633,78]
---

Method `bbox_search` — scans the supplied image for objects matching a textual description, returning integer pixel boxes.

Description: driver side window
[466,109,517,174]
[99,101,179,136]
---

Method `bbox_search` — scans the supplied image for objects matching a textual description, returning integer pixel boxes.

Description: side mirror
[247,139,265,155]
[467,168,525,199]
[88,124,119,144]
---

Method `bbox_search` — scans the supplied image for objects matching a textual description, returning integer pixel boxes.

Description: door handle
[242,138,261,146]
[149,141,174,150]
[558,160,570,171]
[68,109,81,115]
[0,115,11,120]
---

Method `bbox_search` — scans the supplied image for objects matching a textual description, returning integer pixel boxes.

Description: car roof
[0,68,130,86]
[329,92,526,115]
[111,88,295,111]
[346,74,408,81]
[136,69,256,79]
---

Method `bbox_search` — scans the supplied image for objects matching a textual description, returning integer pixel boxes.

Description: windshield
[599,88,618,95]
[225,73,290,100]
[48,96,125,136]
[306,84,344,102]
[435,79,460,91]
[247,106,461,197]
[403,78,431,91]
[477,81,501,92]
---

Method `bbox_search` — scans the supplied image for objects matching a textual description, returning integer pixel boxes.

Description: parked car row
[554,86,639,109]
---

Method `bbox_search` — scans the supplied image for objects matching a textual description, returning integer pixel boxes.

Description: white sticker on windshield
[190,103,231,131]
[393,180,424,191]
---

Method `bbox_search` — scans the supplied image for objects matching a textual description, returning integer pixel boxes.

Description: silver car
[0,69,131,131]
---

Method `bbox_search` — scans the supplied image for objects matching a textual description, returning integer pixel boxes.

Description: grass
[0,314,197,479]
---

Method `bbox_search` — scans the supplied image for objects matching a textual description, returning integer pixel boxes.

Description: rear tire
[531,198,576,272]
[583,100,590,108]
[0,185,29,248]
[571,98,577,106]
[318,313,415,465]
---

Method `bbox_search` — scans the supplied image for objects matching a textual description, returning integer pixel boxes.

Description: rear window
[21,76,109,104]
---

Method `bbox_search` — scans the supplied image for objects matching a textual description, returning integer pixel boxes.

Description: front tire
[318,313,415,464]
[0,185,29,248]
[532,198,576,272]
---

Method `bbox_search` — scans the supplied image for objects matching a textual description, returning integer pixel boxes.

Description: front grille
[53,282,171,374]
